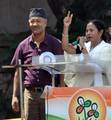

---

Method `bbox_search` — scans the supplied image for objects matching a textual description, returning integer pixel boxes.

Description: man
[11,8,65,120]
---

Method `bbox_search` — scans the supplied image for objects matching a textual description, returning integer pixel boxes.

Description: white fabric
[64,41,111,86]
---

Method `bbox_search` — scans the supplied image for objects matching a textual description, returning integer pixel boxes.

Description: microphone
[72,36,80,46]
[72,36,88,46]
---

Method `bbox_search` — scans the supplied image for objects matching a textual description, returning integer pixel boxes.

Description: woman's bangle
[62,33,68,37]
[81,46,86,51]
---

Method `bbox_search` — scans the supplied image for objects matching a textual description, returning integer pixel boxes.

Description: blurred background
[0,0,111,119]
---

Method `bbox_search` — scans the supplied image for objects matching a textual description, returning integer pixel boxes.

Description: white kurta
[64,41,111,87]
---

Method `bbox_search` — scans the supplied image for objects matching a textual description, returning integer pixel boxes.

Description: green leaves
[94,111,99,118]
[84,100,92,107]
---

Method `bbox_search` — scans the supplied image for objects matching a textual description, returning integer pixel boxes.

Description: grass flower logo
[68,88,106,120]
[76,96,99,120]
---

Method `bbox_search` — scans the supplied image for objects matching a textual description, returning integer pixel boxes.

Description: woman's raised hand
[63,11,73,27]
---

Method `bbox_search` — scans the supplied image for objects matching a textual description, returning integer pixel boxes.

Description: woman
[62,11,111,86]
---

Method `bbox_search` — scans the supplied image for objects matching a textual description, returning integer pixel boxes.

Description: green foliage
[69,0,111,21]
[55,0,111,42]
[94,111,99,118]
[84,100,92,107]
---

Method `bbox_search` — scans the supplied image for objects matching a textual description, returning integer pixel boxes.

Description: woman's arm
[62,11,76,54]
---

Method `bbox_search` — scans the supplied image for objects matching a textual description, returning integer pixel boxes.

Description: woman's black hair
[87,19,107,42]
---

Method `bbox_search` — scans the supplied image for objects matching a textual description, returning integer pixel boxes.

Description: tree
[47,0,111,42]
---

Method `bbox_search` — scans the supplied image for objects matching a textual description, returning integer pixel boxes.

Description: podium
[2,55,73,120]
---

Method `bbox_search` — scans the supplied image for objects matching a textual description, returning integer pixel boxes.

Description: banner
[45,87,111,120]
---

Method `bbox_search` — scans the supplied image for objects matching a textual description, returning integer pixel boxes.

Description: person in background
[106,25,111,44]
[62,11,111,87]
[11,8,65,120]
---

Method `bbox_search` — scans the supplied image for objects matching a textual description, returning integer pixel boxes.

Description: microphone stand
[18,59,24,120]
